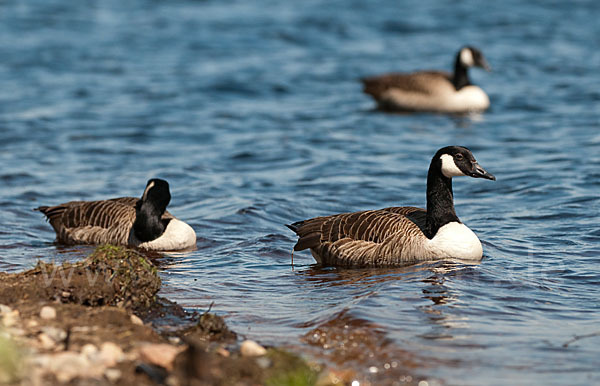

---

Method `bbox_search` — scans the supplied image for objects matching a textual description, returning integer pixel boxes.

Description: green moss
[264,349,319,386]
[0,333,22,384]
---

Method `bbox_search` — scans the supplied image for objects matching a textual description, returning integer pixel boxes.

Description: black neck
[133,200,166,242]
[425,166,460,239]
[452,55,471,91]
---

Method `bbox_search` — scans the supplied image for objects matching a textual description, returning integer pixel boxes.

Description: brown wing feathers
[362,72,452,98]
[35,198,140,244]
[287,207,427,252]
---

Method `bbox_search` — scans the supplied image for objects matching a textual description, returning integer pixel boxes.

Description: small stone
[240,340,267,357]
[81,344,98,358]
[168,336,181,345]
[40,306,57,320]
[61,291,71,298]
[256,356,271,369]
[38,333,57,350]
[0,304,12,315]
[104,368,122,382]
[315,370,343,386]
[216,347,230,357]
[27,320,39,329]
[41,326,67,343]
[130,314,143,325]
[50,351,92,383]
[2,310,20,327]
[98,342,125,367]
[138,343,181,371]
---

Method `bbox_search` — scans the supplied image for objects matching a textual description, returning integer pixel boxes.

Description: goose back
[362,71,453,98]
[288,206,430,266]
[362,71,488,113]
[37,197,174,246]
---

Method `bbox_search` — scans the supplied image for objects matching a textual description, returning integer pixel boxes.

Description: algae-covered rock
[177,311,237,342]
[0,245,160,312]
[264,349,320,386]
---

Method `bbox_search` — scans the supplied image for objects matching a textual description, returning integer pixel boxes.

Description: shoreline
[0,246,338,386]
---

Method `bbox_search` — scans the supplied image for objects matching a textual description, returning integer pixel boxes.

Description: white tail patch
[440,154,465,178]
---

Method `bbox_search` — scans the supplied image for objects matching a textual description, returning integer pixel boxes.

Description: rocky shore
[0,246,341,386]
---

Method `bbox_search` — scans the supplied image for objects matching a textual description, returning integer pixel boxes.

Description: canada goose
[36,179,197,251]
[362,46,491,113]
[286,146,495,267]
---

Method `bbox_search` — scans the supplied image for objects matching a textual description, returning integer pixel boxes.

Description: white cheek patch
[440,154,466,178]
[460,48,474,67]
[142,181,155,201]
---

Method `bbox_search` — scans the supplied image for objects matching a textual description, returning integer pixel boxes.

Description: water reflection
[292,260,481,383]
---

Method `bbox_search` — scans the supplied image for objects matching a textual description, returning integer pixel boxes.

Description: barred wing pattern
[362,71,453,98]
[36,197,173,246]
[289,206,429,266]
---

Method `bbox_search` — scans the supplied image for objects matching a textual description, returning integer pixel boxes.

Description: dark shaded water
[1,0,599,384]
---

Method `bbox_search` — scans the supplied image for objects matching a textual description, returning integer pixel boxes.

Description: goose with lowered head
[36,178,197,251]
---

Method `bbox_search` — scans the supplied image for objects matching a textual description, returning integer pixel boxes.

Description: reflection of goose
[286,146,495,266]
[362,46,491,113]
[36,179,196,251]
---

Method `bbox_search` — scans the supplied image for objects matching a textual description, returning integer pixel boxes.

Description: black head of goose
[362,46,491,113]
[36,178,196,251]
[286,146,495,267]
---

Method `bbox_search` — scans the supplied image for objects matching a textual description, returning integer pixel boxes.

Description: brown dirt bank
[0,246,330,386]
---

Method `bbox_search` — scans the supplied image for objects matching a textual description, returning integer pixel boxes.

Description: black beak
[478,58,492,72]
[470,162,495,180]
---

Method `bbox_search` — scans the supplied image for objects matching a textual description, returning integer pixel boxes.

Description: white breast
[384,84,489,113]
[129,219,197,251]
[426,222,483,260]
[452,85,490,112]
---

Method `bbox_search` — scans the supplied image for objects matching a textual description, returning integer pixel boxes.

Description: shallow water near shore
[1,0,599,384]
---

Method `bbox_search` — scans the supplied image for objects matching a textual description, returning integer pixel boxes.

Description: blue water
[1,0,599,384]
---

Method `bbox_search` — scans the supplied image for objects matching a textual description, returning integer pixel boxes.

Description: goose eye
[455,153,464,161]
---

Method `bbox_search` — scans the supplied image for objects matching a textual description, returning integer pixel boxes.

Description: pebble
[50,352,93,383]
[139,343,181,371]
[40,306,57,320]
[2,309,20,327]
[98,342,125,367]
[240,340,267,357]
[104,368,122,382]
[130,314,144,325]
[38,333,57,350]
[256,356,271,369]
[216,347,230,357]
[81,343,99,358]
[41,326,67,343]
[0,304,12,315]
[27,320,39,328]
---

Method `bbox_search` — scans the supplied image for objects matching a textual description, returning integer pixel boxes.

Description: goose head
[138,178,171,213]
[435,146,495,180]
[459,46,491,72]
[133,178,171,242]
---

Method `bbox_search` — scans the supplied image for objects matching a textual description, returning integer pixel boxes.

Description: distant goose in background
[286,146,495,267]
[36,179,197,251]
[362,46,491,113]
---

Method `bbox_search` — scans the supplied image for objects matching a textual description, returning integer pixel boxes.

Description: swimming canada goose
[36,178,197,251]
[286,146,495,266]
[362,46,491,113]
